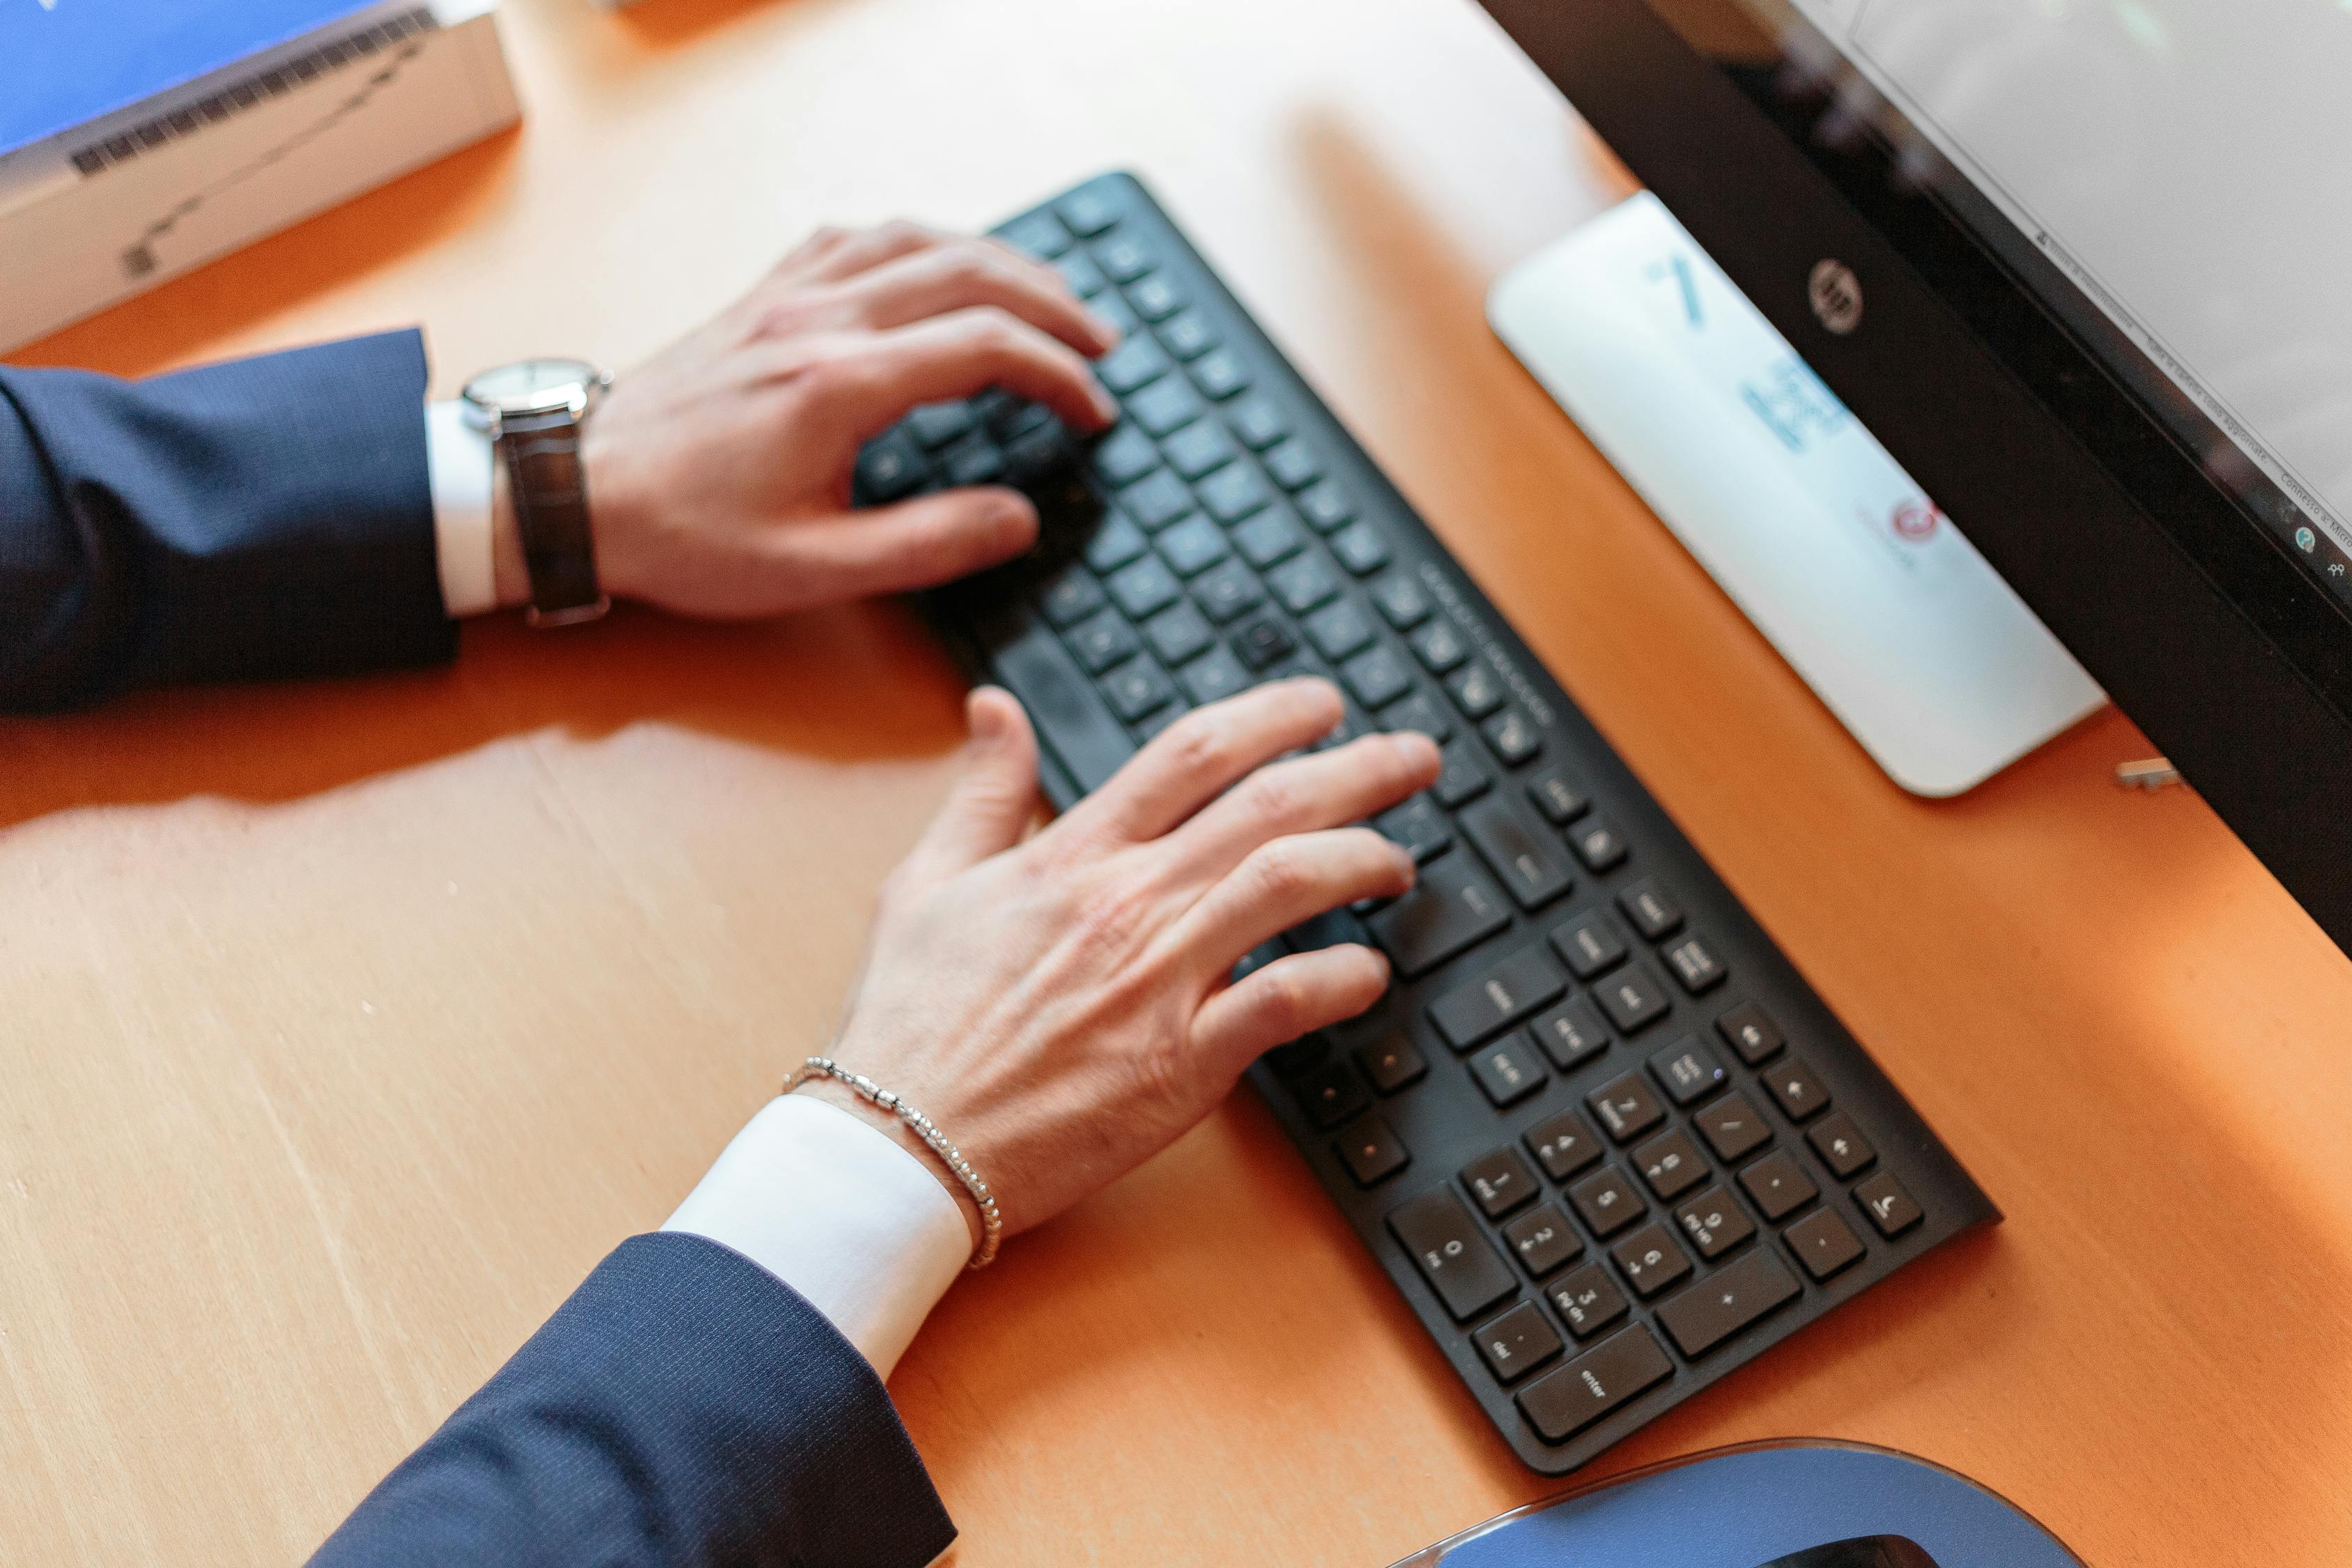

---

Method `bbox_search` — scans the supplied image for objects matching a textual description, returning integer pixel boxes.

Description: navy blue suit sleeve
[0,330,454,711]
[309,1231,957,1568]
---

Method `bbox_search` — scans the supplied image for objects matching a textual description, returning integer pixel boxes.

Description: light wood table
[7,0,2349,1562]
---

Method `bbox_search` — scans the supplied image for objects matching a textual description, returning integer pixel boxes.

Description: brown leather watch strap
[498,404,608,626]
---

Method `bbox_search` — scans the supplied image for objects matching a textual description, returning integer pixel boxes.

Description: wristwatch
[460,358,614,627]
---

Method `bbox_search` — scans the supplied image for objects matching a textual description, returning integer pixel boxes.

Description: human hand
[508,222,1122,617]
[799,678,1443,1250]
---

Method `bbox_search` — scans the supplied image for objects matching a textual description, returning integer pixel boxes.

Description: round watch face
[462,358,601,416]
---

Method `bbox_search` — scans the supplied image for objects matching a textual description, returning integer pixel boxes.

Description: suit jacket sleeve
[0,330,455,712]
[307,1231,958,1568]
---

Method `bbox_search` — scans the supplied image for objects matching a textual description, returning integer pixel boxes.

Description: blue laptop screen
[0,0,378,159]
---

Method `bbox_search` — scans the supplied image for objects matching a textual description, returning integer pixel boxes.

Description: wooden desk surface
[7,0,2349,1562]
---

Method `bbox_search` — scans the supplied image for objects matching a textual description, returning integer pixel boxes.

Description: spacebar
[987,618,1136,794]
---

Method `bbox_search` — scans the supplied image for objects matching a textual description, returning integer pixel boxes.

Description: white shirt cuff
[424,399,498,617]
[661,1095,973,1379]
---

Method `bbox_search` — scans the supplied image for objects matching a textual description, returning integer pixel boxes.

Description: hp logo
[1808,259,1863,335]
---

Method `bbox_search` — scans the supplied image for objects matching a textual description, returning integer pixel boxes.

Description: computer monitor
[1477,0,2352,952]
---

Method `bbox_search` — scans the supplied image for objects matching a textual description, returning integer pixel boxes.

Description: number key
[1461,1146,1541,1219]
[1502,1204,1584,1279]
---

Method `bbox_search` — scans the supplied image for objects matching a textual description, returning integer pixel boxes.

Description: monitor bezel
[1477,0,2352,954]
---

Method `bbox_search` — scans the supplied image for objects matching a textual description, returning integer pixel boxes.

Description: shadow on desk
[0,598,968,832]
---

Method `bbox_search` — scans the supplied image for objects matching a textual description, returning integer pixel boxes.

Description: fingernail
[1086,310,1123,350]
[1089,381,1120,424]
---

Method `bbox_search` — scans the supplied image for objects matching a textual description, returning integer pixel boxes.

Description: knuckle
[1160,714,1236,779]
[877,217,930,248]
[1250,968,1309,1038]
[1238,767,1305,829]
[1248,839,1313,904]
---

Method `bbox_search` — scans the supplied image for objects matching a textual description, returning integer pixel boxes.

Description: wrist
[489,456,530,610]
[791,1077,987,1258]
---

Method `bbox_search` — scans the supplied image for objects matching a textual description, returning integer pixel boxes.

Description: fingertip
[1392,728,1442,778]
[1085,378,1120,428]
[1083,309,1123,354]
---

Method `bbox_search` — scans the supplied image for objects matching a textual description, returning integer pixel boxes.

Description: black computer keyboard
[859,172,1999,1475]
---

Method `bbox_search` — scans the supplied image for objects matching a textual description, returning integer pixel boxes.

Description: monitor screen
[1642,0,2352,616]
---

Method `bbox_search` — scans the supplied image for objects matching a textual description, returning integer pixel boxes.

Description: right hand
[548,221,1122,619]
[797,678,1443,1250]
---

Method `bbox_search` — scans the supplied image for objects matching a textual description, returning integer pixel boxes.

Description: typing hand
[803,677,1442,1250]
[561,222,1121,617]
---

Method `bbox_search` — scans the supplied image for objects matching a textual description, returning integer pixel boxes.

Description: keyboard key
[1129,273,1186,322]
[1123,468,1194,530]
[1657,1244,1799,1358]
[1524,1109,1604,1182]
[1430,947,1568,1050]
[1158,309,1216,360]
[1528,995,1611,1072]
[1693,1090,1772,1163]
[1784,1208,1865,1280]
[1181,645,1252,705]
[1231,614,1296,671]
[1297,479,1355,532]
[1064,610,1138,674]
[987,611,1137,793]
[1000,210,1072,259]
[1548,910,1627,980]
[1473,1300,1562,1383]
[1263,438,1323,491]
[1715,1001,1786,1066]
[1388,1185,1517,1322]
[941,438,1005,486]
[1232,505,1306,567]
[1335,1114,1411,1186]
[1375,794,1453,864]
[1101,659,1176,723]
[1806,1111,1877,1179]
[1854,1172,1923,1238]
[1765,1057,1830,1122]
[1137,603,1213,669]
[1190,346,1249,397]
[1587,1072,1666,1144]
[1483,708,1542,767]
[1303,599,1376,661]
[1286,906,1369,954]
[1664,935,1728,994]
[1337,645,1410,711]
[1372,573,1434,629]
[1163,417,1237,480]
[1330,521,1392,576]
[1516,1325,1672,1443]
[985,397,1053,443]
[1567,1165,1643,1237]
[906,400,978,449]
[1634,1129,1708,1201]
[1092,423,1162,486]
[1461,1146,1541,1218]
[1432,738,1491,808]
[854,431,926,502]
[1502,1204,1584,1279]
[1594,962,1673,1033]
[1227,393,1288,449]
[1461,796,1576,909]
[1412,619,1470,675]
[1197,462,1273,523]
[1447,661,1506,720]
[1093,290,1141,339]
[1617,879,1684,941]
[1097,335,1170,396]
[1056,187,1121,236]
[1673,1185,1757,1261]
[1365,854,1511,978]
[1569,817,1629,873]
[1609,1222,1692,1298]
[1354,1031,1428,1094]
[1292,1059,1368,1129]
[1381,689,1454,743]
[1545,1262,1630,1341]
[1107,555,1183,620]
[1093,233,1154,282]
[1083,510,1150,573]
[1056,249,1107,297]
[1647,1039,1728,1107]
[1001,420,1073,484]
[1525,767,1591,825]
[1190,559,1266,624]
[1738,1150,1819,1221]
[1267,553,1340,614]
[1155,515,1230,578]
[1037,566,1107,627]
[1130,376,1203,436]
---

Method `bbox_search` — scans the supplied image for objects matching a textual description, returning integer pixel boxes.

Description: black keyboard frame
[902,171,1999,1475]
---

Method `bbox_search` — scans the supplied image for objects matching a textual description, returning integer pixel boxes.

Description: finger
[1189,944,1394,1082]
[1068,677,1344,843]
[1168,827,1415,971]
[770,486,1040,601]
[898,688,1041,885]
[1162,729,1439,882]
[840,240,1119,356]
[774,219,949,286]
[817,308,1119,438]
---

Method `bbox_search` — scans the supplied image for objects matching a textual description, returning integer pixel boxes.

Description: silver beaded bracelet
[785,1056,1004,1270]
